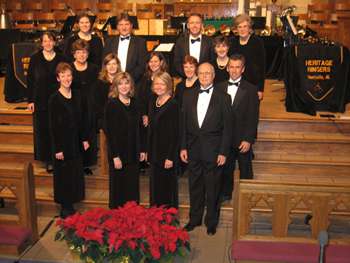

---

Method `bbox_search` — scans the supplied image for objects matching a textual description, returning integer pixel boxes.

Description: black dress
[27,51,66,163]
[48,89,86,205]
[64,33,103,67]
[91,79,111,130]
[137,75,154,117]
[72,63,99,166]
[229,34,266,92]
[212,59,229,84]
[148,97,179,208]
[104,97,145,208]
[174,78,199,107]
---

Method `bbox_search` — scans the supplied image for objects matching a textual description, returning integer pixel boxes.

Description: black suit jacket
[103,35,148,83]
[174,33,214,77]
[217,79,259,147]
[181,86,232,162]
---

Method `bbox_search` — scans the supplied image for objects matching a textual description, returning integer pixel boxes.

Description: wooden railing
[232,173,350,244]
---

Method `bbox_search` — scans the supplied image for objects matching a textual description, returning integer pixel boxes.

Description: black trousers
[187,160,223,228]
[222,147,253,198]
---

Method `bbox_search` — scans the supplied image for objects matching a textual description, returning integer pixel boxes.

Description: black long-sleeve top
[64,32,103,67]
[27,51,66,110]
[229,34,266,91]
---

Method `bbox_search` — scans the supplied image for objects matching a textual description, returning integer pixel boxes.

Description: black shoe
[84,167,93,175]
[221,195,232,202]
[60,208,76,219]
[184,222,201,232]
[46,164,53,173]
[207,226,217,236]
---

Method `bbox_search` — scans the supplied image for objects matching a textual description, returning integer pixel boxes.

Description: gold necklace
[217,57,228,69]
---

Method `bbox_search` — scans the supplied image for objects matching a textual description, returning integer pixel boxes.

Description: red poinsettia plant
[55,202,190,263]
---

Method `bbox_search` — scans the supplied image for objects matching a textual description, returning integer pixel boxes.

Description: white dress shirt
[227,77,242,104]
[118,35,130,72]
[189,34,201,62]
[197,86,213,128]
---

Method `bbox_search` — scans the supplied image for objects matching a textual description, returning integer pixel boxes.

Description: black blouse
[27,51,66,110]
[64,33,103,67]
[104,97,145,164]
[174,78,199,107]
[212,59,229,84]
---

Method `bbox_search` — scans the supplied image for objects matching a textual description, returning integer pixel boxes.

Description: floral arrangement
[55,202,190,263]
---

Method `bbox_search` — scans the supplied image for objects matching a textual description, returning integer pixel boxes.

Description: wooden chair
[12,13,35,30]
[51,1,66,12]
[0,162,38,255]
[136,3,152,12]
[310,12,328,24]
[24,2,43,12]
[310,3,334,13]
[5,2,22,13]
[96,2,112,12]
[74,2,91,12]
[35,12,56,30]
[115,3,133,15]
[54,11,69,24]
[335,2,350,20]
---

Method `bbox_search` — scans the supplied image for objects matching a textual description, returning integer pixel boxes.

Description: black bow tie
[120,36,130,41]
[191,38,200,44]
[199,87,212,94]
[228,81,240,87]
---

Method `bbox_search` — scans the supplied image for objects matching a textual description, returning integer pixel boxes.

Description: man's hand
[239,141,251,153]
[180,149,188,163]
[217,154,226,166]
[258,91,264,100]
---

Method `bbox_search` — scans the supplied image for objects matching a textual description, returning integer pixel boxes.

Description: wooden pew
[231,174,350,262]
[0,162,38,255]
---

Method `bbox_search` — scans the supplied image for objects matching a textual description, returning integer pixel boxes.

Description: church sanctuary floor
[1,77,350,262]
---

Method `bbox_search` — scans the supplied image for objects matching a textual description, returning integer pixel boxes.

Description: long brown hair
[99,53,121,83]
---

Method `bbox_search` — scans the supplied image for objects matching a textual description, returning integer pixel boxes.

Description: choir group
[27,12,265,235]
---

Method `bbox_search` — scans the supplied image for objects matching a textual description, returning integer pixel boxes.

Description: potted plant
[55,202,190,263]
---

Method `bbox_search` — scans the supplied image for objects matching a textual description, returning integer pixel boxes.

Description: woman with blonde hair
[104,72,146,208]
[230,13,266,100]
[92,53,121,130]
[147,71,180,208]
[138,51,168,127]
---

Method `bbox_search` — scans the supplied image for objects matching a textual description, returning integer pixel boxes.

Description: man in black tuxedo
[217,54,259,201]
[173,13,214,77]
[103,13,148,84]
[180,63,231,235]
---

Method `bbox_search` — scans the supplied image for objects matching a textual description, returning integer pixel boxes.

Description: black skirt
[53,157,85,204]
[150,163,178,208]
[109,163,140,209]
